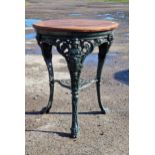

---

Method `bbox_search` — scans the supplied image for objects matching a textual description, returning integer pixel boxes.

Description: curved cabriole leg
[67,54,83,138]
[96,42,112,114]
[39,42,54,114]
[66,43,85,138]
[69,69,81,138]
[56,38,94,138]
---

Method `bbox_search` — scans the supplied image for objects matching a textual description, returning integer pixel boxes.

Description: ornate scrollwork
[55,38,94,56]
[93,34,113,46]
[35,31,114,137]
[107,33,114,45]
[55,38,95,71]
[36,33,113,72]
[36,32,113,50]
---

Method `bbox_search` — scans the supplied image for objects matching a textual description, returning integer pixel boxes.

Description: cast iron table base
[33,19,118,138]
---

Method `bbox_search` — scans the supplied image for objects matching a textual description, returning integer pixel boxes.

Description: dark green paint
[35,30,113,138]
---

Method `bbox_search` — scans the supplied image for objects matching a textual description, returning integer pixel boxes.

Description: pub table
[33,19,119,138]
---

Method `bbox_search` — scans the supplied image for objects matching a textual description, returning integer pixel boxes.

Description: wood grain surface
[33,19,119,32]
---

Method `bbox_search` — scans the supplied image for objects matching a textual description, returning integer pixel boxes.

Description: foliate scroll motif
[36,33,113,50]
[36,34,114,69]
[107,33,114,45]
[55,38,94,59]
[93,34,113,47]
[55,38,95,71]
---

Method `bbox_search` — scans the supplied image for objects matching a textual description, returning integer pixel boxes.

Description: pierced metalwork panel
[35,28,114,138]
[36,31,113,48]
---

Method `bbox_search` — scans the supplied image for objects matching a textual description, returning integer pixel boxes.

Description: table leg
[96,42,112,114]
[39,42,54,114]
[56,38,94,138]
[66,52,84,138]
[69,69,81,138]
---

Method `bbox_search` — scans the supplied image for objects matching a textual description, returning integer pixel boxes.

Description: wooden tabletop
[33,19,119,33]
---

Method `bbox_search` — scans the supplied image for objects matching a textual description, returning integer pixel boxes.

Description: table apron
[36,31,113,48]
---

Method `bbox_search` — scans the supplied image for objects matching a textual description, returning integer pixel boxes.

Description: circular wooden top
[33,19,119,33]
